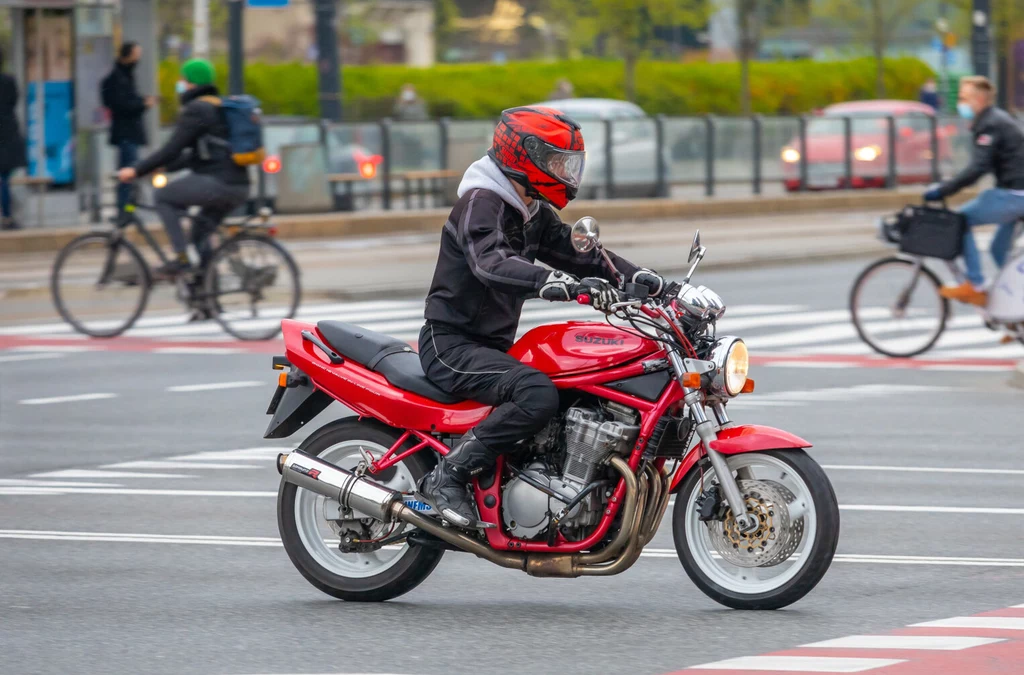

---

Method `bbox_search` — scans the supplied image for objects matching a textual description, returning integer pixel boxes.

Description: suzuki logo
[575,334,626,346]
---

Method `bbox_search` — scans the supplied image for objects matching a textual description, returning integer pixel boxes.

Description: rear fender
[669,424,812,492]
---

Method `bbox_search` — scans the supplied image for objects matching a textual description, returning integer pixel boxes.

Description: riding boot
[418,431,496,528]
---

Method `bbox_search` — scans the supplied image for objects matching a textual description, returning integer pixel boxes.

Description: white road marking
[801,635,1005,650]
[0,353,64,363]
[842,505,1024,515]
[686,655,905,672]
[30,469,194,480]
[642,549,1024,567]
[762,361,857,369]
[911,617,1024,630]
[166,380,265,393]
[0,479,121,487]
[9,345,100,353]
[153,347,244,355]
[104,460,264,470]
[18,393,118,406]
[822,464,1024,476]
[0,487,276,497]
[167,448,290,462]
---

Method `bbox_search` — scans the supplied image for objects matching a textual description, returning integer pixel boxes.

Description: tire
[205,232,302,341]
[849,256,949,358]
[50,232,151,338]
[672,450,840,610]
[278,419,444,602]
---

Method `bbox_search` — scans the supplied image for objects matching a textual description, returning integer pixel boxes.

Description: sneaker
[1,219,21,231]
[154,260,190,280]
[939,281,988,307]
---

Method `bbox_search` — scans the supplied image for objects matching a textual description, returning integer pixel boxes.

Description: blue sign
[247,0,289,7]
[26,81,75,186]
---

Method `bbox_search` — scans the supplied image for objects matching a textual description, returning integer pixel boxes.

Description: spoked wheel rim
[293,441,415,579]
[851,258,947,358]
[51,234,149,337]
[205,235,300,341]
[683,454,817,595]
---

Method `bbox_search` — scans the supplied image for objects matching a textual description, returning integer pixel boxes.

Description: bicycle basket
[895,204,967,261]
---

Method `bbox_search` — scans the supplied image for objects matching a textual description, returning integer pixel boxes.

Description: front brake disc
[706,479,805,568]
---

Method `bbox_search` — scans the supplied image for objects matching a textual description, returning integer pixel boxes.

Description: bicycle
[50,175,302,341]
[849,205,1024,358]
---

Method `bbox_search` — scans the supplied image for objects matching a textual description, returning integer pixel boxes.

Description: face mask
[402,90,415,102]
[957,102,975,120]
[175,80,188,95]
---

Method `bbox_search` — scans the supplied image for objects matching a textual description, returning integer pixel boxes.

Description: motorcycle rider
[417,106,665,527]
[923,76,1024,306]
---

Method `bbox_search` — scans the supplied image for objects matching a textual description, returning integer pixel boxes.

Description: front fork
[667,350,759,533]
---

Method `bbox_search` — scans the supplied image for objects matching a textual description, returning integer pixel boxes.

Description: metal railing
[78,112,974,220]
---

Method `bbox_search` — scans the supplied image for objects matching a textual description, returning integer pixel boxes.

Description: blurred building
[244,0,435,66]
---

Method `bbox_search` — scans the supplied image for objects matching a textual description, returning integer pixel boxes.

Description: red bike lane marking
[0,335,1018,371]
[671,604,1024,674]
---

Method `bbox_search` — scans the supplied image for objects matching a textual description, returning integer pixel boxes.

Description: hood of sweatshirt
[457,155,539,222]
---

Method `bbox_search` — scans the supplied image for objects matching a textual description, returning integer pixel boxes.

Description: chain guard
[706,479,805,569]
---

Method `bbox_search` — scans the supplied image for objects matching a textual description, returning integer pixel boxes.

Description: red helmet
[488,106,585,210]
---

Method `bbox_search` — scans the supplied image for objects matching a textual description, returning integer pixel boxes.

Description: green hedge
[159,56,934,123]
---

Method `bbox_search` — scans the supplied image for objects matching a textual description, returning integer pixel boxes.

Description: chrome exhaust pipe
[277,452,400,522]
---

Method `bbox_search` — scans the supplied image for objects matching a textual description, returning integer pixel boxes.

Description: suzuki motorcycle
[265,219,840,610]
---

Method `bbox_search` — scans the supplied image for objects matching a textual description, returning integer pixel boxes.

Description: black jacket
[0,73,26,173]
[133,85,249,187]
[424,188,640,351]
[937,106,1024,198]
[102,62,148,146]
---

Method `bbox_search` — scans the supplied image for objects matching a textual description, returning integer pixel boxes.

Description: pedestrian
[101,41,156,219]
[0,49,26,231]
[919,78,941,112]
[548,78,575,101]
[393,83,429,121]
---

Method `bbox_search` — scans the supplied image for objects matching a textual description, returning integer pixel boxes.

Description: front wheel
[278,419,443,602]
[672,450,839,610]
[850,256,949,358]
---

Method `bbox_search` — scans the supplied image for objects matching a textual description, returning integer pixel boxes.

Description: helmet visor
[523,137,586,189]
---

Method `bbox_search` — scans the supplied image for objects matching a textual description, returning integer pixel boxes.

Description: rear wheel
[204,232,301,341]
[278,419,443,602]
[50,232,151,337]
[672,450,839,610]
[850,256,949,358]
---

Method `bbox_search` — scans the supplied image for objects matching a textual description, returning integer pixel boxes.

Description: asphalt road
[1,260,1022,675]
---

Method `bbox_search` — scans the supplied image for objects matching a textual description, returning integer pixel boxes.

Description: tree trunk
[872,0,885,98]
[739,0,752,115]
[624,48,638,102]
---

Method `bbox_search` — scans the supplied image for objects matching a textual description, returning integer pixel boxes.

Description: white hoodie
[456,156,540,222]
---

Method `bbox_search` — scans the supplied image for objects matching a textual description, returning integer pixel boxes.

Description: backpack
[199,95,266,167]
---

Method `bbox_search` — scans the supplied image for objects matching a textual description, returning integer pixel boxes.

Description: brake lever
[610,300,643,312]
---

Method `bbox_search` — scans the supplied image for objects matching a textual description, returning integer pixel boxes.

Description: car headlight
[709,337,749,397]
[781,148,800,163]
[854,145,881,162]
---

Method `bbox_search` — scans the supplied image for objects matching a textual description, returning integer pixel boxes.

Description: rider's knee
[509,368,559,422]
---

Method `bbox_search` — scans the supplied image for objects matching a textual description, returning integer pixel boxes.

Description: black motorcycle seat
[317,321,464,405]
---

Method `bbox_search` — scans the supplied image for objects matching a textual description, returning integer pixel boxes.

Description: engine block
[562,407,639,485]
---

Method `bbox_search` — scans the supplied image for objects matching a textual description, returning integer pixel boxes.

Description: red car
[781,100,957,191]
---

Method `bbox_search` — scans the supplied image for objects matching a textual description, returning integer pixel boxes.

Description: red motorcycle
[266,220,840,610]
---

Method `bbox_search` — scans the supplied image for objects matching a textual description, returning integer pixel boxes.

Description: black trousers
[419,323,559,452]
[154,174,249,258]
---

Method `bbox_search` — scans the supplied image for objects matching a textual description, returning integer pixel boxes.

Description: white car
[529,98,668,199]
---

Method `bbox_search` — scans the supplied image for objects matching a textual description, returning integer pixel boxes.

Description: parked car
[780,100,957,191]
[529,98,670,199]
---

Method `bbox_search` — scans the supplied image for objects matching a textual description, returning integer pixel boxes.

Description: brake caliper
[695,485,727,522]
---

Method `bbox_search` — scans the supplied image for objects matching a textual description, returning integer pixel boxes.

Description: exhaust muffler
[277,452,400,522]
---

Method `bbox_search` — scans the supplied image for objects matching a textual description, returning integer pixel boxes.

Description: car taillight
[263,155,282,174]
[359,161,377,179]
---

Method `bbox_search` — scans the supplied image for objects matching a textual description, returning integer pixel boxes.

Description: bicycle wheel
[50,232,151,338]
[849,256,949,358]
[203,233,301,341]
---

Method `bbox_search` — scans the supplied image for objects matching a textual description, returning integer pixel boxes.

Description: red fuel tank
[509,322,660,377]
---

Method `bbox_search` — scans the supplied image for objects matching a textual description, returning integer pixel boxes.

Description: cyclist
[923,76,1024,307]
[117,58,250,279]
[416,106,664,527]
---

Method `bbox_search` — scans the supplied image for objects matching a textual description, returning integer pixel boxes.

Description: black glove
[631,268,665,297]
[576,277,620,312]
[539,270,578,302]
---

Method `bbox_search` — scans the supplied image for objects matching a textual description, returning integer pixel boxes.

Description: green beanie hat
[181,58,215,86]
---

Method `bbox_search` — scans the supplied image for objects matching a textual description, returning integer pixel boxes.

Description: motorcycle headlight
[709,337,749,397]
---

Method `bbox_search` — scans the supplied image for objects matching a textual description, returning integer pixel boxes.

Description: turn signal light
[278,371,288,387]
[681,372,702,388]
[359,161,377,179]
[741,379,755,394]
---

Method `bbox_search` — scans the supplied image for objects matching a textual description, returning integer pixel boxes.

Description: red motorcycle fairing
[281,319,665,434]
[669,424,813,492]
[509,322,660,377]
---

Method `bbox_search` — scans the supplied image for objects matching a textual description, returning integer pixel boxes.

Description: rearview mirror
[571,217,601,253]
[688,230,702,263]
